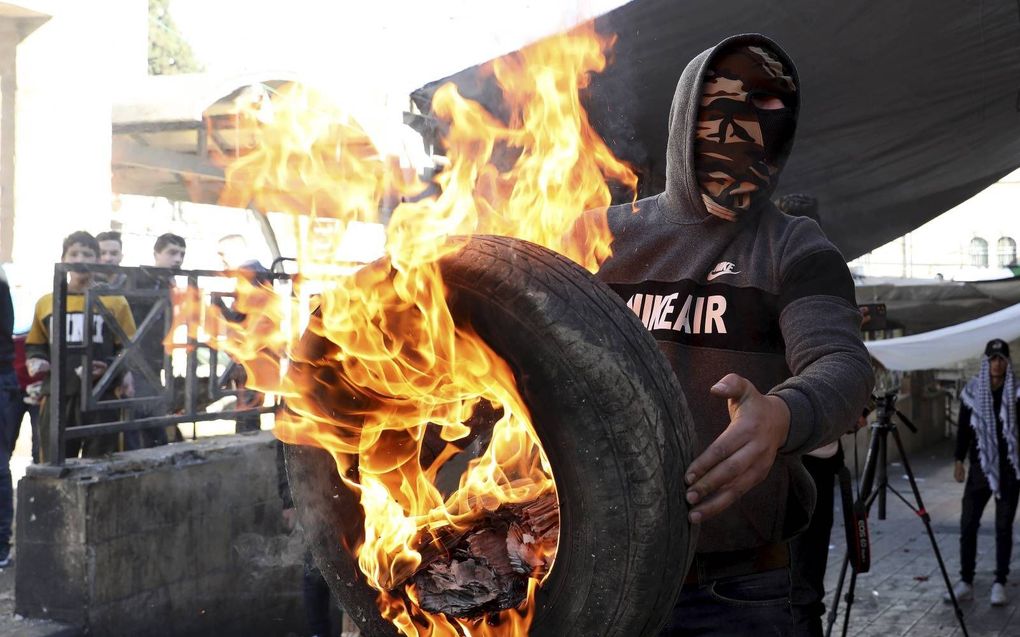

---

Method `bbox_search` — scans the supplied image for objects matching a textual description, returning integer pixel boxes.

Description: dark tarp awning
[856,276,1020,334]
[411,0,1020,260]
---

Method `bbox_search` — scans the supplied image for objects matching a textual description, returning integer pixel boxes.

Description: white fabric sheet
[864,303,1020,371]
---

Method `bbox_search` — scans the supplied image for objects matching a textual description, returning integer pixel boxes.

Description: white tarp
[865,303,1020,371]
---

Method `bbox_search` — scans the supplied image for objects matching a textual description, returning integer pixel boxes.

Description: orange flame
[213,22,636,637]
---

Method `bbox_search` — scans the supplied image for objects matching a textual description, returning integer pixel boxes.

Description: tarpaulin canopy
[855,276,1020,334]
[866,303,1020,371]
[411,0,1020,260]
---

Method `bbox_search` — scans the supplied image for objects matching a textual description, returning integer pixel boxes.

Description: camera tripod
[825,392,969,637]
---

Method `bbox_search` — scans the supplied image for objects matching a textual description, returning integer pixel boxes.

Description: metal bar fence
[44,262,294,465]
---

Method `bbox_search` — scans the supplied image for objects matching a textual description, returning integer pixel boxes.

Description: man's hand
[26,358,50,377]
[685,374,791,524]
[954,460,965,483]
[91,360,108,380]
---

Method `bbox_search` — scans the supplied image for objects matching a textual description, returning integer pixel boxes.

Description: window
[997,236,1016,268]
[969,237,989,268]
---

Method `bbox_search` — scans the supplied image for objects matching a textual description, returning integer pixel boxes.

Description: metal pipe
[46,265,68,465]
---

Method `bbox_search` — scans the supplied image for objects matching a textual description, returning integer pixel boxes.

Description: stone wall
[15,432,305,636]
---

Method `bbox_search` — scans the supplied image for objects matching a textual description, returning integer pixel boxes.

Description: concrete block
[230,499,284,538]
[87,469,194,540]
[13,540,87,625]
[189,567,303,637]
[16,432,305,635]
[188,513,232,576]
[15,477,88,625]
[167,571,247,636]
[17,477,86,546]
[88,586,172,637]
[91,525,194,606]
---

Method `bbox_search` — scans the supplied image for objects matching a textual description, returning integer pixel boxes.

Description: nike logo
[707,261,740,281]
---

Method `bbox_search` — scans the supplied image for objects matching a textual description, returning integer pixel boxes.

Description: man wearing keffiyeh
[946,338,1020,607]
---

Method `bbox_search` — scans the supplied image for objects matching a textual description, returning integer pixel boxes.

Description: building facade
[849,168,1020,281]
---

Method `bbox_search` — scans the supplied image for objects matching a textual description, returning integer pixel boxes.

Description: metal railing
[45,262,293,465]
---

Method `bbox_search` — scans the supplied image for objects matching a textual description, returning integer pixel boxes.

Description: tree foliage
[148,0,203,75]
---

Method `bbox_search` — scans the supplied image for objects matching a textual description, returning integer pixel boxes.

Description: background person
[25,231,137,460]
[776,192,848,636]
[126,233,187,448]
[12,329,42,463]
[947,338,1020,606]
[152,233,186,270]
[96,230,127,289]
[0,266,20,568]
[216,233,269,433]
[216,233,266,273]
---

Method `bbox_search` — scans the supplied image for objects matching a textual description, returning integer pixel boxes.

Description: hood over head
[663,34,800,223]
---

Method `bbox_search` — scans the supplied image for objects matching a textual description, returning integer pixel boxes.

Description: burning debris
[404,494,559,618]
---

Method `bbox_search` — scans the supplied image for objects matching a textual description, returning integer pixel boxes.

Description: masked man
[948,338,1020,607]
[596,35,874,634]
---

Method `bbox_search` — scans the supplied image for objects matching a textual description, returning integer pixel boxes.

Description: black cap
[985,339,1010,360]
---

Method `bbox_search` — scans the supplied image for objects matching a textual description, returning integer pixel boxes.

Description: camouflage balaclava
[695,44,797,222]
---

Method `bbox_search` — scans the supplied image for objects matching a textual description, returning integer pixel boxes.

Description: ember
[408,494,559,618]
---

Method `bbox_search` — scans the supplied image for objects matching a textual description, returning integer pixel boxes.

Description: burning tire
[284,235,696,636]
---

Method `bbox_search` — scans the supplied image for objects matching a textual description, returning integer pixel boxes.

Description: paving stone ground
[822,439,1020,637]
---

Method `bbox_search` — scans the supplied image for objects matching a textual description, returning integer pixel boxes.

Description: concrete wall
[14,432,305,636]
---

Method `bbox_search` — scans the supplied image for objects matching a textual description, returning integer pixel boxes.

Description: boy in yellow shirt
[26,231,136,460]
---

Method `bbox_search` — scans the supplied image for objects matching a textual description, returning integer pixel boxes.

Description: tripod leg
[857,423,885,509]
[840,567,859,637]
[825,553,850,637]
[878,428,888,520]
[889,426,969,637]
[827,428,885,636]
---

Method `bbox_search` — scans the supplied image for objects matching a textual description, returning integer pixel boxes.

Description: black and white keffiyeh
[960,358,1020,497]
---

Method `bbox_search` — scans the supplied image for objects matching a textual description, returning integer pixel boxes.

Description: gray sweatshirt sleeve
[768,248,875,455]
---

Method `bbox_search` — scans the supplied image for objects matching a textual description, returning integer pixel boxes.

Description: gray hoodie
[596,34,874,553]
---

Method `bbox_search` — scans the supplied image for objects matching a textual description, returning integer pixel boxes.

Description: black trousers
[790,448,843,637]
[960,464,1020,584]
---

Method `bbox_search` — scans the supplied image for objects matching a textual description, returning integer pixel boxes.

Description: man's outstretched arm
[685,248,874,522]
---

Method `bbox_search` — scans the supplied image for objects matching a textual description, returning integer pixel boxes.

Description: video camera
[859,302,887,333]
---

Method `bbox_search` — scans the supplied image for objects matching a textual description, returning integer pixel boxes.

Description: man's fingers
[686,444,760,505]
[689,487,741,523]
[685,417,758,484]
[685,374,787,522]
[688,453,768,523]
[709,373,752,400]
[687,374,755,485]
[685,437,735,484]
